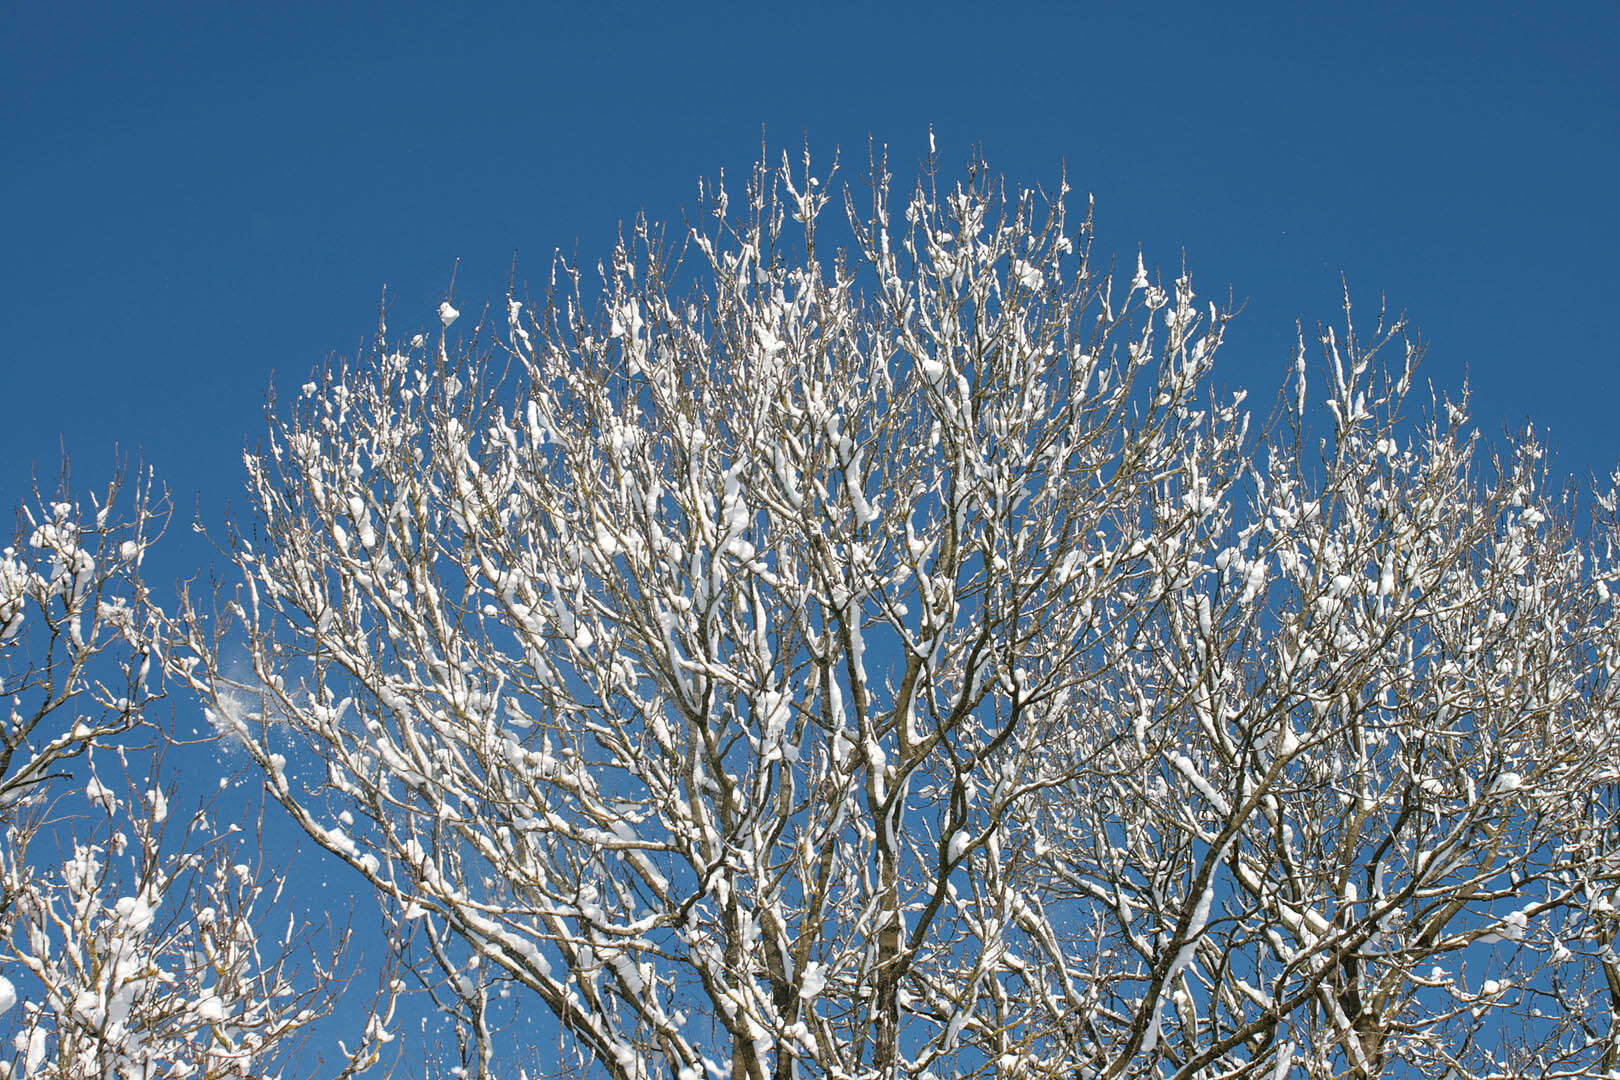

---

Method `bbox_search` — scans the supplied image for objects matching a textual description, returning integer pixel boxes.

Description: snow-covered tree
[179,149,1620,1079]
[0,466,167,818]
[0,466,394,1080]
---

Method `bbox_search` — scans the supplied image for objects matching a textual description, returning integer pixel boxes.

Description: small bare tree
[178,149,1620,1079]
[0,465,396,1080]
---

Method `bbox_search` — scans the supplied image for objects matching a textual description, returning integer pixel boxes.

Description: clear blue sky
[4,2,1615,536]
[3,0,1616,1063]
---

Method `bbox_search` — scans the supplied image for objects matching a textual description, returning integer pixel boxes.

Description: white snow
[798,961,827,1000]
[22,1026,46,1077]
[1490,772,1523,795]
[1173,754,1232,816]
[1496,908,1529,942]
[85,774,119,814]
[1273,1042,1295,1080]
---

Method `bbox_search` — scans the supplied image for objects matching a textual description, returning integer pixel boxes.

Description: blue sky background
[5,1,1615,543]
[3,0,1616,1065]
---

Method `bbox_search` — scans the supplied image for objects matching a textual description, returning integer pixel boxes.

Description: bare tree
[177,149,1620,1079]
[0,465,396,1080]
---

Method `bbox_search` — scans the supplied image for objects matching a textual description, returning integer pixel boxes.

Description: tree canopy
[7,150,1620,1080]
